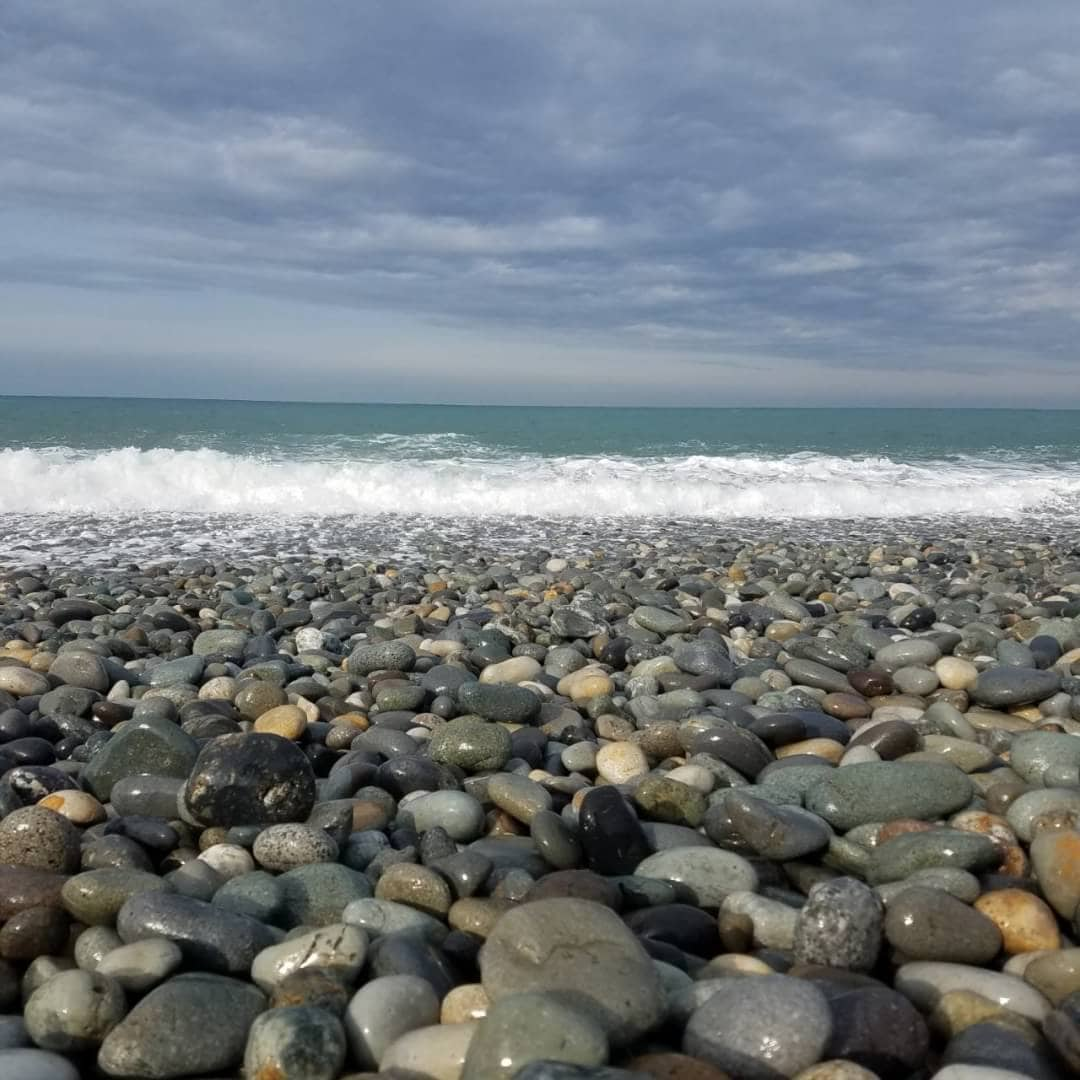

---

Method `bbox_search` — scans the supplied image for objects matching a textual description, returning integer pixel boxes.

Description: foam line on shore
[2,446,1079,519]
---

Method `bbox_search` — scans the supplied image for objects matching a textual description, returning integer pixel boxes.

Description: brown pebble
[974,888,1061,954]
[375,863,453,917]
[0,906,69,961]
[0,867,68,919]
[448,897,515,938]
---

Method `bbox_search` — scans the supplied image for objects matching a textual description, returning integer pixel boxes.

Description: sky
[2,0,1080,407]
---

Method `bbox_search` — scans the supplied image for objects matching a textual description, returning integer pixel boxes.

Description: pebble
[97,972,266,1077]
[480,898,665,1046]
[794,877,883,971]
[461,991,609,1079]
[251,923,367,992]
[95,937,182,991]
[884,886,1003,964]
[684,974,832,1078]
[634,847,757,908]
[244,1005,347,1080]
[252,822,339,871]
[345,973,442,1069]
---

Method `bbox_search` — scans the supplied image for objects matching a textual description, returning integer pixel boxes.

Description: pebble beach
[0,531,1079,1078]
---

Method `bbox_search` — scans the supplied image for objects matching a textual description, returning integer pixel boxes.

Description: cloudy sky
[3,0,1079,406]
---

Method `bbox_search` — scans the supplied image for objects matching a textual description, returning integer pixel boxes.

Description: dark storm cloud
[2,0,1080,390]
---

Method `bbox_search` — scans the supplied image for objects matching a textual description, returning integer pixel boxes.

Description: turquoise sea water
[0,397,1078,565]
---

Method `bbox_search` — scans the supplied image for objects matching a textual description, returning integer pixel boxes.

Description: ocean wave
[1,446,1079,520]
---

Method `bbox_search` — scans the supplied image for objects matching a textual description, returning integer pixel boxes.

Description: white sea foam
[1,446,1079,520]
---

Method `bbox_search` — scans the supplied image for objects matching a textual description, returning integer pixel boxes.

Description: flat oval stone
[461,990,609,1079]
[723,790,831,859]
[243,1005,346,1080]
[884,886,1002,964]
[684,974,832,1079]
[345,973,442,1069]
[458,682,541,724]
[1008,731,1080,785]
[805,762,973,830]
[404,791,486,842]
[251,923,367,992]
[480,897,664,1046]
[971,667,1060,707]
[97,972,266,1078]
[116,891,278,975]
[488,773,553,824]
[894,962,1051,1023]
[866,829,1001,884]
[634,847,758,908]
[252,823,338,871]
[429,718,513,772]
[82,718,199,802]
[873,638,942,671]
[61,869,172,926]
[95,938,182,992]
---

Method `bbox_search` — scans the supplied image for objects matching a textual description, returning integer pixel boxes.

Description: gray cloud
[2,0,1080,400]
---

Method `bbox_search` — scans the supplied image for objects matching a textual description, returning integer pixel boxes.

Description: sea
[1,397,1079,568]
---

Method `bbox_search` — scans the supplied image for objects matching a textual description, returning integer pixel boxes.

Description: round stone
[429,718,513,772]
[375,863,453,918]
[25,969,126,1051]
[595,742,650,784]
[182,732,317,827]
[253,704,308,739]
[480,898,665,1046]
[634,847,758,908]
[0,806,80,873]
[684,974,832,1079]
[252,823,338,871]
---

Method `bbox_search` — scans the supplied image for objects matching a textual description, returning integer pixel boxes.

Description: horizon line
[1,393,1078,412]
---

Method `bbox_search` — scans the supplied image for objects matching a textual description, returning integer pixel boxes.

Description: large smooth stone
[824,985,929,1078]
[462,991,609,1079]
[970,668,1060,707]
[116,891,278,975]
[684,974,832,1079]
[404,792,486,842]
[805,763,973,830]
[884,887,1002,964]
[893,962,1052,1023]
[480,898,664,1046]
[457,682,541,724]
[866,829,1001,884]
[723,790,831,859]
[97,973,265,1077]
[634,847,758,908]
[345,973,441,1069]
[82,719,198,802]
[181,732,316,827]
[61,869,173,926]
[1008,732,1080,786]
